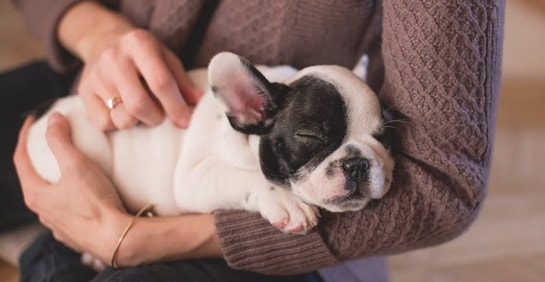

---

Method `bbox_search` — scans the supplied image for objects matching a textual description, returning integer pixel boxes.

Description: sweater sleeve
[11,0,120,73]
[214,0,505,275]
[11,0,85,72]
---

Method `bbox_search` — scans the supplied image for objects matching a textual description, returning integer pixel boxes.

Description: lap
[92,259,317,282]
[21,232,321,282]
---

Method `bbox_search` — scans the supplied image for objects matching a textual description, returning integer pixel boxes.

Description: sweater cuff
[17,0,85,73]
[214,210,339,275]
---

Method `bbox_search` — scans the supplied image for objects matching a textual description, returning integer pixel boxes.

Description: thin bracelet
[111,203,155,269]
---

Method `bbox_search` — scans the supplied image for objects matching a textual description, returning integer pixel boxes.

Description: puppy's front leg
[174,157,318,233]
[250,185,319,234]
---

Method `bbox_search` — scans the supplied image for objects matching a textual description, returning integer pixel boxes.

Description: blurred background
[1,0,544,281]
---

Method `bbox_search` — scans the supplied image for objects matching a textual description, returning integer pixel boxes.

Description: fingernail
[178,115,190,128]
[48,113,62,126]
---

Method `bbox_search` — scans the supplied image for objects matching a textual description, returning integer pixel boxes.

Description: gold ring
[106,96,122,110]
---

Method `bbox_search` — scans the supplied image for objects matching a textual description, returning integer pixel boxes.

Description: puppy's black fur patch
[259,75,348,186]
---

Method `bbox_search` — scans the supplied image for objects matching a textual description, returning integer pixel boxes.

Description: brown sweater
[13,0,505,279]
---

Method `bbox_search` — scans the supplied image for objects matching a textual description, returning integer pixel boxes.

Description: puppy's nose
[342,157,369,184]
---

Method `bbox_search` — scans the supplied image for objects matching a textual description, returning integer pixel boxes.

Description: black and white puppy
[26,52,394,234]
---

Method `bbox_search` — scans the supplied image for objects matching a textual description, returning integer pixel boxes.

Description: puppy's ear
[208,52,286,135]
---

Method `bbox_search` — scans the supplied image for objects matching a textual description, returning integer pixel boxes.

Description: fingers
[13,117,50,210]
[79,29,200,130]
[83,93,116,130]
[162,46,203,105]
[130,32,191,128]
[95,70,138,129]
[13,116,34,164]
[112,57,164,126]
[78,67,116,130]
[45,113,88,173]
[88,46,164,128]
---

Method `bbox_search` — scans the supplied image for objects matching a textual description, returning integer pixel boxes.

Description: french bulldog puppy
[26,52,394,235]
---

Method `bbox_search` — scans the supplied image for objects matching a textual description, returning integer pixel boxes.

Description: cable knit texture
[12,0,505,279]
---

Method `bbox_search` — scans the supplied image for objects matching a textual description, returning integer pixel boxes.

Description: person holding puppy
[4,0,505,281]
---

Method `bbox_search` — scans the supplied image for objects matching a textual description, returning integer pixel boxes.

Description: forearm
[215,211,337,275]
[323,0,505,259]
[215,0,505,274]
[107,211,222,268]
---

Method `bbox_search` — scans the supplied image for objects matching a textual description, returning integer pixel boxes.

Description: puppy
[26,52,394,235]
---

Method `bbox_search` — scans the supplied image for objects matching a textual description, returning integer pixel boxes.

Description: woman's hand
[13,114,128,261]
[58,2,202,130]
[13,114,222,266]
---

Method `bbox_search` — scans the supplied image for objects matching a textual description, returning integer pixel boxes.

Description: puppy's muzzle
[342,157,370,193]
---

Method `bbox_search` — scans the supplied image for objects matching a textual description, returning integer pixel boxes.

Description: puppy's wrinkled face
[259,67,394,212]
[208,52,394,212]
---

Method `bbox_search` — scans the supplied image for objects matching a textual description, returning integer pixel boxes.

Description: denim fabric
[91,258,320,282]
[21,232,322,282]
[19,232,97,282]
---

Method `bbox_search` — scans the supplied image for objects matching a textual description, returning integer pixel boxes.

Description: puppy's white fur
[27,59,318,231]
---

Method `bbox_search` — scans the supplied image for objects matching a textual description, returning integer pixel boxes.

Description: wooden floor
[1,0,544,281]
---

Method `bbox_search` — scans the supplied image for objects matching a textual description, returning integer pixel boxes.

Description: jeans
[20,232,322,282]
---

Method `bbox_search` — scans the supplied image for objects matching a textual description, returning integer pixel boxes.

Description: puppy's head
[208,52,394,212]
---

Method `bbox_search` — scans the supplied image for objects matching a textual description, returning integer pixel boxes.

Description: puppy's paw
[258,188,319,234]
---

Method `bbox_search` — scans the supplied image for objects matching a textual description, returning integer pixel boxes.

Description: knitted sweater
[13,0,505,279]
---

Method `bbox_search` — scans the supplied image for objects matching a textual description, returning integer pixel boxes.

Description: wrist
[95,207,133,264]
[113,213,222,268]
[58,1,135,63]
[110,204,154,268]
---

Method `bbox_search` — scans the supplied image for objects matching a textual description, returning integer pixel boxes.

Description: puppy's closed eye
[295,130,326,145]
